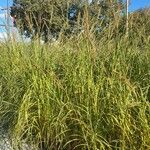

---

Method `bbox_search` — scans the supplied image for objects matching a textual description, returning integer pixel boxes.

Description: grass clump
[0,14,150,150]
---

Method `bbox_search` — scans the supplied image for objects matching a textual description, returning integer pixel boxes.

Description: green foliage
[0,10,150,149]
[11,0,124,42]
[11,0,71,41]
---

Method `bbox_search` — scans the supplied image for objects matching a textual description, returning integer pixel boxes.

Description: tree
[129,8,150,44]
[11,0,124,42]
[11,0,77,42]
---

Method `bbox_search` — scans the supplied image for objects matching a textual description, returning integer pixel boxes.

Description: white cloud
[0,28,24,42]
[0,13,6,19]
[0,32,7,40]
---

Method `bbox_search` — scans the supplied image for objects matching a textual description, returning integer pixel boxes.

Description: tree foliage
[11,0,124,42]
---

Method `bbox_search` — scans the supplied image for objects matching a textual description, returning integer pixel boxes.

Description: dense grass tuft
[0,13,150,150]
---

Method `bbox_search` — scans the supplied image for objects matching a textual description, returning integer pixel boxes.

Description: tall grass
[0,10,150,150]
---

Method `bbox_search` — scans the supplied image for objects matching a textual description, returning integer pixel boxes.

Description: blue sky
[129,0,150,11]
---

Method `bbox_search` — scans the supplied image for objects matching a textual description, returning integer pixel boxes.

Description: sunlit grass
[0,13,150,150]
